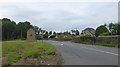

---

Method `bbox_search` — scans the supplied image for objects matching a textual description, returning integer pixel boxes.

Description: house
[55,33,64,38]
[27,27,36,41]
[81,28,96,36]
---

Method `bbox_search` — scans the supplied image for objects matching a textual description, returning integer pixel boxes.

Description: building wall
[27,28,36,41]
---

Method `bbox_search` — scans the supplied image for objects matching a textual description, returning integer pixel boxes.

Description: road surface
[43,40,118,65]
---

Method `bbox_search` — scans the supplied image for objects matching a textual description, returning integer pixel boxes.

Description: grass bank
[2,40,62,65]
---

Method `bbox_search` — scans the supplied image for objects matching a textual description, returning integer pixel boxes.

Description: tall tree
[16,21,31,39]
[95,25,109,37]
[2,18,16,40]
[33,26,39,34]
[75,30,79,35]
[53,32,56,35]
[118,22,120,35]
[111,23,118,35]
[108,23,119,35]
[108,23,113,33]
[63,31,71,35]
[71,29,79,35]
[43,31,49,38]
[49,31,52,35]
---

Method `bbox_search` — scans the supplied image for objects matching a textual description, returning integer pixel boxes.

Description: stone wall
[97,35,120,45]
[53,35,120,45]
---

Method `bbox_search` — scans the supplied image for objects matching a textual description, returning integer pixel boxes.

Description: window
[30,34,32,36]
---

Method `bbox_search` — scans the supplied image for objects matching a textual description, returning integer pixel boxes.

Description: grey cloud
[0,2,118,32]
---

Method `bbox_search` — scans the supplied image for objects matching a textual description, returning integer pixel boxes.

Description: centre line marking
[81,47,118,56]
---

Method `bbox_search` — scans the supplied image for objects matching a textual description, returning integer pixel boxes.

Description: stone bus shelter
[27,28,36,41]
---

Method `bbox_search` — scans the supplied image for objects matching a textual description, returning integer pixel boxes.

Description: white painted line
[81,47,119,56]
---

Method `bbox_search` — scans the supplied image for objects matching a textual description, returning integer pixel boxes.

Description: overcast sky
[0,0,118,32]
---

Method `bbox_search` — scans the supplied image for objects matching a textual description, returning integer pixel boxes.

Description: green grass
[2,40,57,65]
[0,42,2,55]
[73,41,118,48]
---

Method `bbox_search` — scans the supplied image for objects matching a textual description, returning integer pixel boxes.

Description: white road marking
[81,47,119,56]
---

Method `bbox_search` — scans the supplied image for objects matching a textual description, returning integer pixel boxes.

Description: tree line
[1,18,57,40]
[1,18,33,40]
[1,18,120,40]
[95,23,120,37]
[55,22,120,38]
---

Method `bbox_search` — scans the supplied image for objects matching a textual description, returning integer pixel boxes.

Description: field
[2,40,62,65]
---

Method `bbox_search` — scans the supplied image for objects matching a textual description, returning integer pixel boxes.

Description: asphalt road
[43,40,118,65]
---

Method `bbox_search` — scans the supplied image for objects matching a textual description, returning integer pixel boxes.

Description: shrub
[79,34,96,42]
[49,35,56,38]
[63,35,71,38]
[36,35,42,40]
[100,32,111,36]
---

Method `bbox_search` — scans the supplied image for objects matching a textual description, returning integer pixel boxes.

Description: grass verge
[73,41,119,48]
[2,40,58,65]
[52,39,119,48]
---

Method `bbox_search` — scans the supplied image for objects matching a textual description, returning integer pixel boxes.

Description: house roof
[27,27,35,32]
[81,28,95,35]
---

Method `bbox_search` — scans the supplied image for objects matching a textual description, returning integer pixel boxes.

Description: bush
[36,35,42,40]
[75,35,81,38]
[63,35,71,38]
[43,34,48,39]
[49,35,56,38]
[63,35,67,38]
[100,32,111,36]
[79,34,96,43]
